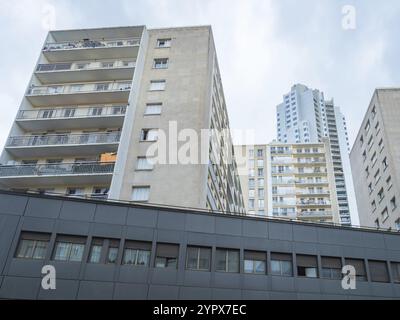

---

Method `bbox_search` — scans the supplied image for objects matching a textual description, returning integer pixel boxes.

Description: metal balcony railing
[26,81,132,96]
[297,200,331,205]
[6,132,121,147]
[0,162,115,178]
[36,60,135,72]
[297,211,332,217]
[17,106,127,120]
[42,38,140,51]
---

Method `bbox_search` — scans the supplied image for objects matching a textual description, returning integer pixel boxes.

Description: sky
[0,0,399,150]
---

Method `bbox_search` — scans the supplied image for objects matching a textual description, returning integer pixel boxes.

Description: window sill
[144,113,161,116]
[135,169,154,172]
[139,140,158,143]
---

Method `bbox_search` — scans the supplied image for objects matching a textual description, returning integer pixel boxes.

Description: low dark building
[0,190,399,300]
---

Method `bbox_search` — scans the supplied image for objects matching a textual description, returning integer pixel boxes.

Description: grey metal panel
[212,287,242,300]
[179,286,212,299]
[183,270,212,287]
[214,272,242,289]
[148,284,180,300]
[77,280,114,300]
[185,214,215,233]
[295,278,321,293]
[242,237,269,251]
[55,219,91,236]
[293,225,318,243]
[319,279,348,295]
[242,274,270,291]
[38,279,79,300]
[125,225,154,241]
[369,282,395,298]
[241,289,270,300]
[242,220,268,238]
[316,244,344,257]
[269,291,298,300]
[345,280,371,296]
[268,222,293,241]
[50,261,83,280]
[0,194,28,216]
[118,265,149,283]
[0,215,20,272]
[94,204,128,225]
[265,239,293,253]
[215,217,242,236]
[59,201,96,222]
[0,276,41,299]
[384,234,400,251]
[150,268,179,286]
[215,235,242,248]
[126,207,158,228]
[157,211,185,231]
[271,276,295,292]
[362,233,386,249]
[25,197,62,219]
[187,232,216,247]
[7,259,44,277]
[293,242,318,255]
[83,264,117,282]
[156,229,185,244]
[113,282,148,300]
[21,217,56,233]
[92,223,123,239]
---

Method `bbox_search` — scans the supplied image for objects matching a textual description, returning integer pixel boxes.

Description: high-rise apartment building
[276,84,358,225]
[0,25,245,214]
[350,88,400,230]
[235,140,340,224]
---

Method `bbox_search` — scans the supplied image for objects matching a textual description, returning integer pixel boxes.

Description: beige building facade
[350,88,400,230]
[0,25,245,214]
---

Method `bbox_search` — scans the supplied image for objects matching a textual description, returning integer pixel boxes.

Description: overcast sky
[0,0,399,149]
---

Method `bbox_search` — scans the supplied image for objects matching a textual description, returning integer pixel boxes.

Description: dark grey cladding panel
[187,232,216,246]
[92,223,123,239]
[51,261,82,280]
[183,270,212,287]
[150,268,179,286]
[7,259,44,278]
[369,283,396,298]
[271,276,295,292]
[384,234,400,251]
[242,237,269,251]
[268,222,293,241]
[185,213,215,233]
[363,247,390,260]
[156,228,185,244]
[94,204,128,225]
[342,246,366,259]
[269,291,298,300]
[215,235,242,248]
[316,244,344,257]
[0,215,20,272]
[215,217,242,236]
[21,217,56,233]
[124,225,154,242]
[148,284,180,300]
[0,276,40,299]
[59,201,96,222]
[295,278,322,294]
[293,241,318,255]
[157,211,186,231]
[179,286,212,299]
[317,227,365,247]
[212,287,242,300]
[214,272,242,289]
[113,282,149,300]
[242,274,270,291]
[320,279,348,295]
[242,289,270,300]
[265,239,293,252]
[25,197,62,219]
[118,265,150,283]
[293,224,318,243]
[77,281,114,300]
[55,219,91,236]
[346,281,371,296]
[127,207,158,228]
[0,194,28,216]
[38,279,79,300]
[362,232,386,249]
[242,219,268,238]
[83,264,117,282]
[297,293,324,300]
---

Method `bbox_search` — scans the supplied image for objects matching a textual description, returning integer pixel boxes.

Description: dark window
[186,246,211,271]
[391,262,400,283]
[296,254,318,278]
[53,235,86,262]
[369,260,389,283]
[155,243,179,269]
[15,232,50,260]
[321,256,342,279]
[244,251,266,274]
[271,252,293,276]
[345,258,367,281]
[216,248,240,273]
[122,241,151,266]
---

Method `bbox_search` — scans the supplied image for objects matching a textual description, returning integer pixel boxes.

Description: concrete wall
[0,190,400,300]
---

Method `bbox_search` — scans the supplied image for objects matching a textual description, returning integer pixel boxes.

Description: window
[365,120,371,133]
[248,149,254,158]
[321,256,342,279]
[345,258,367,281]
[244,251,266,274]
[381,207,389,221]
[258,178,264,187]
[123,241,151,266]
[371,105,377,118]
[395,219,400,231]
[258,188,264,199]
[153,58,169,69]
[131,186,150,202]
[216,248,240,273]
[371,200,377,212]
[155,243,179,268]
[248,178,255,188]
[95,83,109,91]
[136,157,154,170]
[257,159,264,167]
[257,168,264,177]
[149,80,166,91]
[70,84,84,92]
[296,254,318,278]
[271,253,293,276]
[257,149,264,157]
[391,262,400,283]
[53,235,86,262]
[144,103,162,115]
[140,128,158,141]
[157,38,171,48]
[186,246,211,271]
[102,62,114,68]
[258,199,265,208]
[88,238,120,264]
[248,189,255,198]
[15,232,50,260]
[66,188,85,197]
[382,157,388,170]
[90,107,103,116]
[378,188,384,202]
[369,260,389,283]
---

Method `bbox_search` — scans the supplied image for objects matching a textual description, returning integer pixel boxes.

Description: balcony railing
[0,162,115,178]
[297,200,331,206]
[6,132,121,148]
[27,81,132,96]
[297,211,332,217]
[17,105,127,120]
[36,60,135,73]
[295,180,328,185]
[43,38,140,52]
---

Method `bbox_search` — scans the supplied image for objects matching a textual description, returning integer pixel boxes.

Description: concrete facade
[0,190,399,300]
[350,88,400,230]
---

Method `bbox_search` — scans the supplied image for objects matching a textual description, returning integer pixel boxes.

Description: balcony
[5,132,120,157]
[42,38,141,62]
[295,180,329,186]
[296,190,330,196]
[35,60,135,84]
[26,81,132,107]
[297,211,333,219]
[297,200,331,206]
[16,105,127,131]
[0,162,114,187]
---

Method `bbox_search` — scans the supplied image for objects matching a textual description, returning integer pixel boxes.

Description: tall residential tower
[276,84,358,225]
[0,25,245,214]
